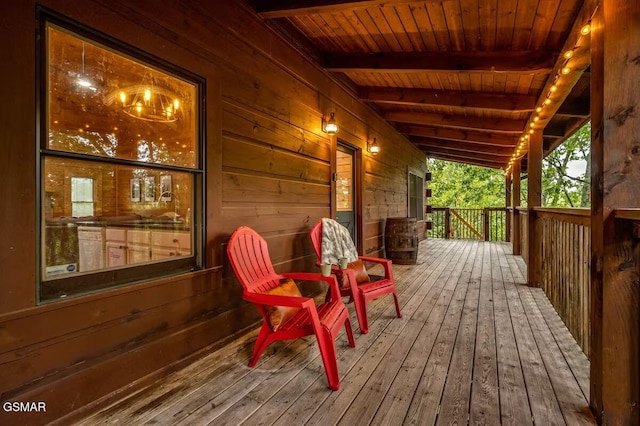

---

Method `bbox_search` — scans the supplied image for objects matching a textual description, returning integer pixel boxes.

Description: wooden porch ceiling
[250,0,594,170]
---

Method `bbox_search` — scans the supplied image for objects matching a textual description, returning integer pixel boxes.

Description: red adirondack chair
[226,226,355,391]
[310,220,402,334]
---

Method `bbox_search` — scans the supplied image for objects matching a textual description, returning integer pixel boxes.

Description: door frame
[332,140,363,254]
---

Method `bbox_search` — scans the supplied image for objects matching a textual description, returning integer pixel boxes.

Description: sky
[566,159,587,178]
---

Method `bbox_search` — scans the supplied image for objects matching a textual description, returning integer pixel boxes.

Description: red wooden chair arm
[280,272,342,301]
[243,292,314,309]
[339,267,362,294]
[358,256,394,280]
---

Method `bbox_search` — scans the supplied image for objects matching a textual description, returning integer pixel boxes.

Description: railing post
[483,208,490,241]
[528,131,543,288]
[590,3,640,423]
[444,208,451,239]
[513,161,522,254]
[506,172,512,242]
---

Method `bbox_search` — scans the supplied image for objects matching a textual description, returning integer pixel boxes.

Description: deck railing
[534,208,591,357]
[429,207,508,241]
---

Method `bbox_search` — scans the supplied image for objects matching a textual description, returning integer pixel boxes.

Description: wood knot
[608,105,635,127]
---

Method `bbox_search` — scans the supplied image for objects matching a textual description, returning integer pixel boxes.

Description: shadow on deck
[79,239,596,425]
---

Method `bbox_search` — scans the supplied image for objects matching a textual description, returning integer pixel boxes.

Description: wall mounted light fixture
[322,111,338,135]
[367,137,380,155]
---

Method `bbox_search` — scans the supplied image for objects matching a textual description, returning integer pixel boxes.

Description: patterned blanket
[320,218,359,265]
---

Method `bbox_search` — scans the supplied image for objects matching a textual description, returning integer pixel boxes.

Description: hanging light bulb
[76,41,96,91]
[564,50,574,59]
[581,23,591,35]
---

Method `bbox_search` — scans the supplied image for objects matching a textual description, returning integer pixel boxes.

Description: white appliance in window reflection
[77,226,105,272]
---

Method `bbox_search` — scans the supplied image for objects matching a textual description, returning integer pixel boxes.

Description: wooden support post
[483,207,490,241]
[505,172,512,242]
[444,207,451,239]
[527,131,542,287]
[590,2,640,424]
[513,161,522,255]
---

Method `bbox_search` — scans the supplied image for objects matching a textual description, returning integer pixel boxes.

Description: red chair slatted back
[309,221,322,261]
[227,226,280,293]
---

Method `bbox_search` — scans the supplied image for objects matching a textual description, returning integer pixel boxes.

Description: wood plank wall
[0,1,426,424]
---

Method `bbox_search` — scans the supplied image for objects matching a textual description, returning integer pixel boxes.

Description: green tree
[542,123,590,207]
[427,122,591,209]
[427,160,505,208]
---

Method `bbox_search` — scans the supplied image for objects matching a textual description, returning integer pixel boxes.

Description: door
[336,143,356,243]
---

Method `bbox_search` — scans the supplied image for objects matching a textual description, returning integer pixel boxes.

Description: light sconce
[323,111,339,135]
[367,137,380,155]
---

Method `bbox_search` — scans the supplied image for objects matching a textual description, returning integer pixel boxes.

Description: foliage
[427,160,506,208]
[542,123,591,207]
[427,122,591,208]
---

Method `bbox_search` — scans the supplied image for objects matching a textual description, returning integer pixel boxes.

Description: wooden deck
[79,239,595,425]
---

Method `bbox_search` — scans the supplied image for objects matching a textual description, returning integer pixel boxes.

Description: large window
[39,12,204,302]
[409,172,424,220]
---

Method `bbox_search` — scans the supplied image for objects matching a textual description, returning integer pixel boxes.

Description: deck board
[80,240,595,426]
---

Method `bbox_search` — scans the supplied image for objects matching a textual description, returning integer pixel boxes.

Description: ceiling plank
[396,124,518,147]
[422,146,507,163]
[359,87,537,112]
[411,137,514,156]
[384,110,525,133]
[254,0,431,18]
[324,50,557,73]
[424,152,506,169]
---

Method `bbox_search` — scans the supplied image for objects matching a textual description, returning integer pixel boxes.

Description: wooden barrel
[385,217,419,265]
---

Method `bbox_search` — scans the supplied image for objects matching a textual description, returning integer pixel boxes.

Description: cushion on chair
[261,279,302,331]
[337,260,370,288]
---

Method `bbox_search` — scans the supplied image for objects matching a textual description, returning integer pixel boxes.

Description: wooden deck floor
[80,239,596,426]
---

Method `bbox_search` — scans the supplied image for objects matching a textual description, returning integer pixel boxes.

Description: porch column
[505,172,511,242]
[590,2,640,424]
[527,131,542,287]
[512,161,521,255]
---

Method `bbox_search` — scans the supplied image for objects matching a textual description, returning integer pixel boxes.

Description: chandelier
[117,84,181,123]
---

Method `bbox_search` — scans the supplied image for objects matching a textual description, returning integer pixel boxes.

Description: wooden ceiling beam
[359,87,537,112]
[555,99,590,117]
[424,152,506,169]
[254,0,429,18]
[422,146,507,163]
[543,122,567,138]
[396,124,518,147]
[410,137,514,156]
[324,50,557,74]
[384,110,525,133]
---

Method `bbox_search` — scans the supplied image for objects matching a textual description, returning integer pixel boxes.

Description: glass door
[336,143,356,242]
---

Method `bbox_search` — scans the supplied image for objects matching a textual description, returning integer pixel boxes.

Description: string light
[506,19,591,176]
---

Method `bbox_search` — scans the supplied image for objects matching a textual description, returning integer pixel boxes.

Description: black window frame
[36,7,206,303]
